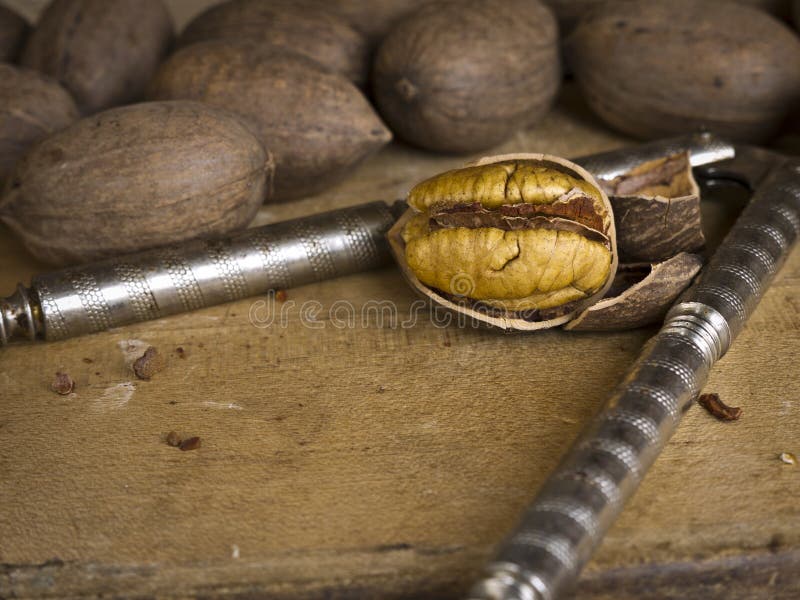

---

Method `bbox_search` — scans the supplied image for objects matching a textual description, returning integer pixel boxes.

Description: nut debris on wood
[697,393,743,421]
[133,347,165,381]
[50,372,74,395]
[179,437,202,452]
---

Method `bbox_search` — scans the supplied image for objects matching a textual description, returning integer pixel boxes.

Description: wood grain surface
[1,2,799,599]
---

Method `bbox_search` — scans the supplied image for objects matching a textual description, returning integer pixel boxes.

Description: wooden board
[2,2,800,599]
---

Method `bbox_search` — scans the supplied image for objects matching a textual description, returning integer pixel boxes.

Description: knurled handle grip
[680,160,800,338]
[470,159,800,600]
[0,201,397,344]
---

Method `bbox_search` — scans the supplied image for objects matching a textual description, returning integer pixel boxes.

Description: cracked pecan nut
[389,153,617,330]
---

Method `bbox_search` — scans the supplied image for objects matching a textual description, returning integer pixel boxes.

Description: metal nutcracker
[0,133,732,345]
[2,134,798,600]
[468,142,800,599]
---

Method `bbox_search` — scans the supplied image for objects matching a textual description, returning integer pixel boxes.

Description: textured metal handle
[469,158,800,600]
[0,201,397,344]
[680,161,800,337]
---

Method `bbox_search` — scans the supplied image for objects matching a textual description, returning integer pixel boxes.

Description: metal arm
[468,153,800,600]
[0,201,399,345]
[574,131,734,180]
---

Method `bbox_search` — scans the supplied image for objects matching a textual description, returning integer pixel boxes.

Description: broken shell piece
[51,371,75,395]
[600,152,705,263]
[133,346,164,380]
[389,153,617,331]
[566,252,703,331]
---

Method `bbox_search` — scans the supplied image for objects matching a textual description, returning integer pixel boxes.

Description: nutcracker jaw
[573,132,734,181]
[694,143,795,193]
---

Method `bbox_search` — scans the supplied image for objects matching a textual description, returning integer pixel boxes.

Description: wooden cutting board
[1,2,799,599]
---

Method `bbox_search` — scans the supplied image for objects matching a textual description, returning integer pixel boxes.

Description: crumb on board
[179,436,201,451]
[779,452,797,466]
[51,372,74,395]
[275,289,288,302]
[133,346,165,380]
[697,392,742,421]
[166,431,181,447]
[82,357,93,364]
[175,347,186,359]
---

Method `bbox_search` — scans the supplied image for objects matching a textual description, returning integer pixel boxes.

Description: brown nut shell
[321,0,432,47]
[177,0,369,86]
[735,0,793,20]
[0,3,28,62]
[542,0,607,35]
[148,42,391,202]
[21,0,173,115]
[567,0,800,142]
[566,253,703,331]
[545,0,794,35]
[0,64,79,183]
[372,0,560,153]
[600,152,705,263]
[389,153,617,331]
[0,101,271,266]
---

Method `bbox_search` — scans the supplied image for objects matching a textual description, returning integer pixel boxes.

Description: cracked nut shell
[567,0,800,142]
[566,253,703,331]
[372,0,560,153]
[599,152,704,263]
[0,101,272,266]
[389,154,617,330]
